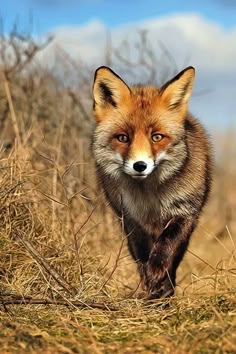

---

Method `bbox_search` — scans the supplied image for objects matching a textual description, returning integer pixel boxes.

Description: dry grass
[0,34,236,353]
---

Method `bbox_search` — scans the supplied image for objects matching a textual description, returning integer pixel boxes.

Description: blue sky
[1,0,236,34]
[1,1,236,131]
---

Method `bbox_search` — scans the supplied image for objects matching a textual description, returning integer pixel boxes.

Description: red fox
[92,66,212,298]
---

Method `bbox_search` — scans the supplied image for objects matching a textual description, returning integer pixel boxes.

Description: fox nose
[133,161,147,172]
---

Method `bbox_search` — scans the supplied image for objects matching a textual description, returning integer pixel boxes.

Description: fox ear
[93,66,131,121]
[160,66,195,110]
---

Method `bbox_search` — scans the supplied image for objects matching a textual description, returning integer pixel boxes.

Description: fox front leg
[145,217,197,298]
[123,217,153,290]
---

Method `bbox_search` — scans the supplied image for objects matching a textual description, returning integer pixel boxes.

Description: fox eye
[116,134,129,143]
[152,133,164,142]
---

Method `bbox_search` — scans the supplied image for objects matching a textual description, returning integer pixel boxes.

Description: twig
[38,190,68,207]
[75,202,100,237]
[67,89,91,122]
[98,209,127,292]
[100,236,126,290]
[2,73,21,144]
[0,297,118,311]
[0,181,23,198]
[15,234,77,296]
[187,249,215,271]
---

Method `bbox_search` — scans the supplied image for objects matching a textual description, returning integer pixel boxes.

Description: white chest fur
[119,177,191,233]
[120,181,161,224]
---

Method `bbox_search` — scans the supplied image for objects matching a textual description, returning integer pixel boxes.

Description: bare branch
[0,296,117,311]
[16,233,78,296]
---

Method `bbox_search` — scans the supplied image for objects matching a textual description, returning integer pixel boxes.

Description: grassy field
[0,37,236,353]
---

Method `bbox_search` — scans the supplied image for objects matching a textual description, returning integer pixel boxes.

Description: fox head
[92,66,195,182]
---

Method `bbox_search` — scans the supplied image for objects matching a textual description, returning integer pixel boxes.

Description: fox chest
[118,182,191,234]
[104,177,190,234]
[120,185,164,233]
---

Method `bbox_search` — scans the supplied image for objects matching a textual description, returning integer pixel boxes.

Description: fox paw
[138,261,175,298]
[144,262,175,298]
[145,258,168,287]
[147,284,174,299]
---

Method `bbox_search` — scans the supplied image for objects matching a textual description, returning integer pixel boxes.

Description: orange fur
[93,67,194,163]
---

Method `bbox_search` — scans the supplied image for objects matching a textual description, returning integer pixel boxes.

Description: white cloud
[41,14,236,130]
[50,20,107,62]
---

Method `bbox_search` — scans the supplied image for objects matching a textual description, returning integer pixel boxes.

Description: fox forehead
[122,85,162,123]
[104,85,182,135]
[131,85,161,108]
